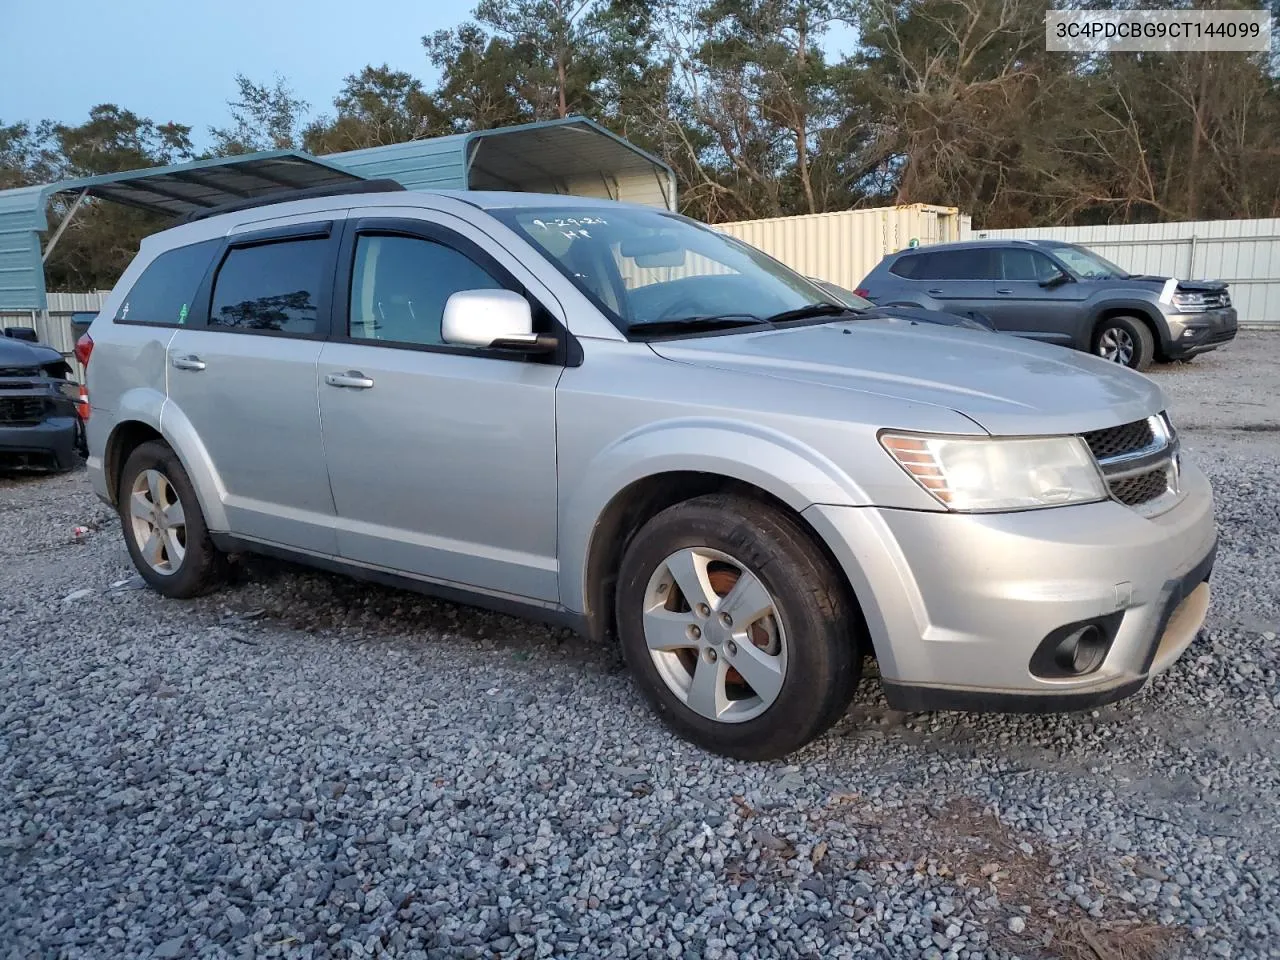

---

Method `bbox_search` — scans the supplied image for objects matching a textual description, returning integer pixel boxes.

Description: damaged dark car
[0,330,85,472]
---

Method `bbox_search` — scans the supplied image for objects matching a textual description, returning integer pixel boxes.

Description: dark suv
[857,239,1238,370]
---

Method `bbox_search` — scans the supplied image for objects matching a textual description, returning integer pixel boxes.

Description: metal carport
[0,116,677,311]
[325,116,676,212]
[0,152,366,311]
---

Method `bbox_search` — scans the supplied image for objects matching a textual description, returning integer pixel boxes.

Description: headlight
[1171,291,1210,313]
[880,433,1107,511]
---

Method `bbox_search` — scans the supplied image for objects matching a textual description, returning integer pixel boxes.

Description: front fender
[558,417,872,614]
[1086,299,1169,349]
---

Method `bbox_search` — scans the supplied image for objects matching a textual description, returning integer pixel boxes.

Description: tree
[209,74,309,155]
[304,66,450,153]
[0,120,59,189]
[20,106,196,291]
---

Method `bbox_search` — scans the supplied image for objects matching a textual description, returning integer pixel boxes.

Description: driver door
[316,211,565,602]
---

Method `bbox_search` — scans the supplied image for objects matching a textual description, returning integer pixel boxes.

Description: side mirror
[1040,270,1071,289]
[441,289,556,354]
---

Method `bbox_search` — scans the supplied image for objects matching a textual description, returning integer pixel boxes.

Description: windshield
[1050,244,1130,280]
[490,206,838,334]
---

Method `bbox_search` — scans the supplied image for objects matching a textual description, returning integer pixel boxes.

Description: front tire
[1093,315,1155,371]
[118,441,227,598]
[616,494,860,760]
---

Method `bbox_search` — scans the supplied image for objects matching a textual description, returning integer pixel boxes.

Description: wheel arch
[575,470,869,654]
[104,402,228,532]
[1090,303,1166,355]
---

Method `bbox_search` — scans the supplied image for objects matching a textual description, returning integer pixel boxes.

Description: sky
[2,0,860,146]
[1,0,469,141]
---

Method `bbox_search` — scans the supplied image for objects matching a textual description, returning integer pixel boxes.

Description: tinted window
[348,235,506,346]
[210,239,327,335]
[889,255,920,278]
[911,249,996,281]
[1000,248,1060,282]
[114,240,219,325]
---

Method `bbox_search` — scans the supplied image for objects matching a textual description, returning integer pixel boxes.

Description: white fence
[970,219,1280,328]
[1,291,108,382]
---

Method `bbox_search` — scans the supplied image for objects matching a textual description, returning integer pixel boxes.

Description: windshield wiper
[628,314,770,338]
[765,302,857,324]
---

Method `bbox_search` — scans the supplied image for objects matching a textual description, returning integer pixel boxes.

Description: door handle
[996,288,1014,295]
[926,288,945,296]
[325,371,375,389]
[171,355,206,371]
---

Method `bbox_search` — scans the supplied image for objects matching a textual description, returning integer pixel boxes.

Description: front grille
[1082,419,1154,461]
[0,397,47,425]
[1206,328,1237,345]
[1110,468,1170,506]
[0,366,39,379]
[1203,291,1231,309]
[1081,415,1178,511]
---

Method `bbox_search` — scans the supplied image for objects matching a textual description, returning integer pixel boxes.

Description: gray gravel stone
[2,336,1280,959]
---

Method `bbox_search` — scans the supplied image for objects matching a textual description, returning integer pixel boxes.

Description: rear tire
[1093,315,1155,371]
[616,494,860,760]
[118,441,227,599]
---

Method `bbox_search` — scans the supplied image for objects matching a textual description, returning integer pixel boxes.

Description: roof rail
[176,178,407,224]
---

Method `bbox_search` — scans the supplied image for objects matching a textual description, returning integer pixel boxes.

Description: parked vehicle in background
[809,278,997,332]
[857,239,1238,370]
[82,188,1216,760]
[0,331,84,471]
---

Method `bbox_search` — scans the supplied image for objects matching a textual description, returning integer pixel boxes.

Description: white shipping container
[715,204,967,291]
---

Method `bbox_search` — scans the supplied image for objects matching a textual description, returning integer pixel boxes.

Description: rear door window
[209,238,329,335]
[113,240,220,326]
[912,249,996,281]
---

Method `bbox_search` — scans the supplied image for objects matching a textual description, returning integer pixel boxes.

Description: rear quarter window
[889,255,921,278]
[113,240,219,326]
[909,249,996,281]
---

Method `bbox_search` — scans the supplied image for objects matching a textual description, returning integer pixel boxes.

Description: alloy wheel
[641,547,787,723]
[128,468,187,575]
[1097,327,1135,365]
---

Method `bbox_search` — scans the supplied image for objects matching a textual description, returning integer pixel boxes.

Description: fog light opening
[1053,625,1107,675]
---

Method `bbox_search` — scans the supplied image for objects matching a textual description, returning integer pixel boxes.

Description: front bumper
[0,417,81,470]
[804,460,1217,712]
[1163,307,1237,358]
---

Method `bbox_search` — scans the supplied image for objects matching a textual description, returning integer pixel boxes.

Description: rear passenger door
[897,249,997,319]
[315,212,562,602]
[986,247,1089,346]
[165,221,340,555]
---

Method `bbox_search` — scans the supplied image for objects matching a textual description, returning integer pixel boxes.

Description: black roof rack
[177,178,407,224]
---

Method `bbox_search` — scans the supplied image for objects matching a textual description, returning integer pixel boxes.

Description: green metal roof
[0,152,365,310]
[1,117,676,311]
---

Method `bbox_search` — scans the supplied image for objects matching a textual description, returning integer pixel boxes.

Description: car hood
[856,304,995,331]
[649,318,1166,436]
[1095,275,1227,294]
[0,336,63,369]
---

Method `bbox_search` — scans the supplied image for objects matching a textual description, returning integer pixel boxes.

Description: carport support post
[41,189,89,263]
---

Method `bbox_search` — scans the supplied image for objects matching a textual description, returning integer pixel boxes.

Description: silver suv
[81,187,1217,760]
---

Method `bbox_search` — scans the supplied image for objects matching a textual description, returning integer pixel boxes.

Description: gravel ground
[3,334,1279,960]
